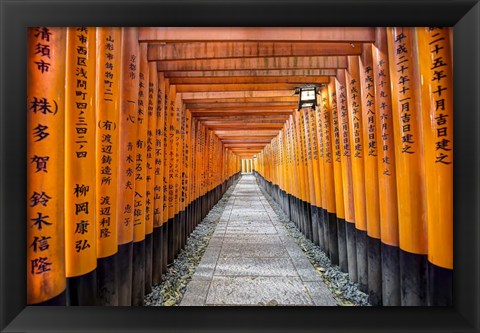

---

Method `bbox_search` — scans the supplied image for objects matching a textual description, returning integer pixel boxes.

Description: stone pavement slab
[180,174,337,306]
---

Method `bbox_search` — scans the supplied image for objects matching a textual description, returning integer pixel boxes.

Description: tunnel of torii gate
[27,27,452,307]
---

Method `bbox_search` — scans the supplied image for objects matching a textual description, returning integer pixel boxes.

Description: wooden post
[327,78,348,273]
[27,27,67,305]
[372,27,401,306]
[131,43,148,306]
[345,56,368,292]
[336,69,357,282]
[417,27,453,306]
[359,44,382,305]
[95,27,121,306]
[145,61,158,294]
[387,27,428,305]
[117,27,139,306]
[65,27,97,305]
[320,86,339,265]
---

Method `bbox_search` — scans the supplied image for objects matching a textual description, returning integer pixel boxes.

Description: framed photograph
[1,0,479,332]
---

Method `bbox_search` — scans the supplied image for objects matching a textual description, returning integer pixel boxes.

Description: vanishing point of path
[180,174,337,306]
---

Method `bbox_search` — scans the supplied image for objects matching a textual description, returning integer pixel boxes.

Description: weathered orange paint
[27,27,67,304]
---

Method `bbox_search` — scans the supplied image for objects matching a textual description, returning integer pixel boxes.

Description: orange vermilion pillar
[95,27,121,306]
[387,27,428,305]
[372,27,400,306]
[314,100,328,252]
[154,72,168,282]
[321,86,339,265]
[345,56,368,292]
[417,27,453,306]
[117,27,139,306]
[359,44,382,305]
[27,27,67,305]
[65,27,97,305]
[336,69,357,282]
[328,78,348,273]
[131,43,148,306]
[145,61,158,294]
[305,108,321,246]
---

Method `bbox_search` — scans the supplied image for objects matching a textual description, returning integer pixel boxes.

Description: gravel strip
[145,179,239,306]
[258,183,371,306]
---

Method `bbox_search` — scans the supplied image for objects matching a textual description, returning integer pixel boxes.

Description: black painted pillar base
[167,218,175,264]
[367,236,382,306]
[322,209,330,258]
[356,229,368,293]
[31,289,66,306]
[381,243,400,306]
[337,217,348,273]
[152,226,163,285]
[303,201,313,241]
[131,240,145,306]
[97,253,118,306]
[345,221,358,283]
[427,262,453,306]
[117,242,133,305]
[400,250,428,306]
[161,223,168,274]
[310,206,320,246]
[145,233,153,294]
[328,212,339,265]
[67,269,97,306]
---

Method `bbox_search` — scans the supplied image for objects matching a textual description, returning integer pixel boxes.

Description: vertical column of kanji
[336,69,357,282]
[184,110,192,244]
[172,92,182,257]
[307,105,321,246]
[27,27,66,306]
[372,27,400,306]
[314,98,327,253]
[65,27,97,305]
[163,82,175,264]
[303,109,317,243]
[131,43,148,306]
[417,27,453,306]
[292,113,303,234]
[345,56,368,292]
[299,111,311,238]
[281,126,291,219]
[152,72,165,282]
[145,61,157,294]
[287,116,298,227]
[95,27,120,306]
[328,78,348,273]
[117,27,139,306]
[321,87,339,266]
[179,103,187,251]
[190,119,198,231]
[387,27,428,305]
[359,44,382,305]
[154,72,167,278]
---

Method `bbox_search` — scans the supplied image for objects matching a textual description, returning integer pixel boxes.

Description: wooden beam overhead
[148,42,362,61]
[191,105,294,111]
[176,83,309,93]
[191,111,293,117]
[183,96,298,104]
[214,130,280,136]
[194,114,291,120]
[169,76,328,85]
[157,56,346,71]
[189,103,294,110]
[181,90,295,99]
[139,27,375,42]
[164,69,336,77]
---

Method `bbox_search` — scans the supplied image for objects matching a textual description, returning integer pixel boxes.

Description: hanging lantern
[295,84,320,111]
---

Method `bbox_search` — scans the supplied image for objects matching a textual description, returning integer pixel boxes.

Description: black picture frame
[1,0,479,332]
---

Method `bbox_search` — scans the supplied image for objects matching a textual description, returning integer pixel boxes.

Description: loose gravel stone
[257,182,371,306]
[144,179,239,306]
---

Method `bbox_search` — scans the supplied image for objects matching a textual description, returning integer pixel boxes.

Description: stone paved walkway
[180,174,337,306]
